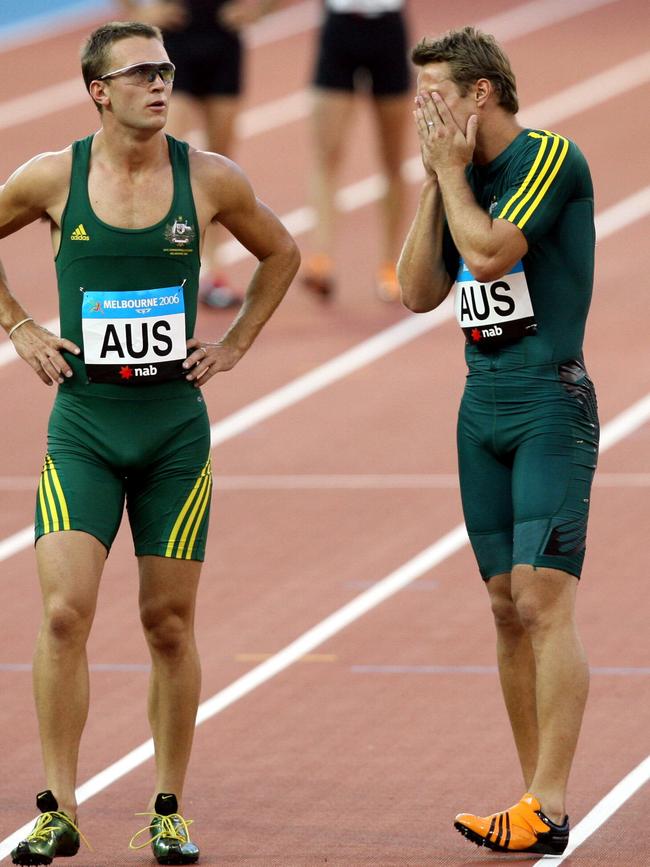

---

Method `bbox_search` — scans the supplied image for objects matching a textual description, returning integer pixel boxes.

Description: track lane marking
[532,756,650,865]
[351,665,650,676]
[2,471,650,490]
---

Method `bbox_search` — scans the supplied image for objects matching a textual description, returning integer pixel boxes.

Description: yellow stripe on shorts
[37,471,51,534]
[37,454,71,533]
[165,458,212,559]
[46,455,71,529]
[183,473,213,560]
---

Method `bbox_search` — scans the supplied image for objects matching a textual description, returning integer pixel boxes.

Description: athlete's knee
[486,574,520,630]
[140,605,194,657]
[42,600,93,646]
[489,595,527,647]
[511,565,577,636]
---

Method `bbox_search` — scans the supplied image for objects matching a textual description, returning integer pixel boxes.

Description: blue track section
[0,0,111,40]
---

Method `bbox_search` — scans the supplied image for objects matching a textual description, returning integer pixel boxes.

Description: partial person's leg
[139,555,202,807]
[197,94,246,307]
[165,90,202,144]
[303,89,355,296]
[310,89,355,255]
[33,531,106,818]
[485,572,538,789]
[164,87,238,308]
[371,93,411,300]
[510,566,588,823]
[203,93,239,156]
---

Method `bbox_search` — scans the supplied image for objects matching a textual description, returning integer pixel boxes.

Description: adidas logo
[70,223,90,241]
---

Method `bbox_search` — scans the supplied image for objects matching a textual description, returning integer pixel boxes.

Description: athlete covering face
[398,26,597,857]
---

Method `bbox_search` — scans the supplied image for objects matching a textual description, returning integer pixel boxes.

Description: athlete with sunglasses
[1,20,299,866]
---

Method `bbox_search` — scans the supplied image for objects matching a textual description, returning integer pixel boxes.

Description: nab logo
[471,325,503,342]
[71,224,90,241]
[135,365,158,377]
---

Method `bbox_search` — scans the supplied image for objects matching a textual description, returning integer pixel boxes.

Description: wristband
[8,317,33,339]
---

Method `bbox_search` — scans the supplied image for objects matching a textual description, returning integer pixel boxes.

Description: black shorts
[313,11,410,96]
[164,27,242,98]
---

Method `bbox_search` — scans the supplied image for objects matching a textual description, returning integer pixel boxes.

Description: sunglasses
[97,61,176,86]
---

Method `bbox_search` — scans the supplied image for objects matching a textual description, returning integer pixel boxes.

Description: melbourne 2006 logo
[164,216,196,249]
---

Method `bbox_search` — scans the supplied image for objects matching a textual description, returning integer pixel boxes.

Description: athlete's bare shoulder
[187,146,243,183]
[187,146,257,226]
[0,147,73,235]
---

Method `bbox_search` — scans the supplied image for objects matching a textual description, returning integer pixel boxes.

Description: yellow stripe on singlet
[183,473,213,560]
[165,459,212,558]
[501,133,561,225]
[497,133,549,220]
[46,455,71,530]
[516,134,570,229]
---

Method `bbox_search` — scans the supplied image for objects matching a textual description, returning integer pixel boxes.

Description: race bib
[453,259,537,348]
[81,285,186,384]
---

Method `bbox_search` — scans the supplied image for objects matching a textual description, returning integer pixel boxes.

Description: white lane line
[0,391,647,860]
[474,0,622,43]
[0,526,34,563]
[208,303,453,447]
[523,50,650,128]
[246,0,319,47]
[236,88,309,138]
[351,665,650,676]
[2,471,650,491]
[0,0,625,132]
[600,394,650,451]
[533,756,650,865]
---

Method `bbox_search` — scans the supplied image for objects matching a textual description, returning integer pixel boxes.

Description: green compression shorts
[457,359,599,581]
[35,390,212,560]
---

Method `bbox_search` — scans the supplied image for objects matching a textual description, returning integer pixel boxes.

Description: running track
[0,1,649,864]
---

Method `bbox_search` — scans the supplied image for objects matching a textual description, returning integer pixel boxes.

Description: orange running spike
[454,793,569,855]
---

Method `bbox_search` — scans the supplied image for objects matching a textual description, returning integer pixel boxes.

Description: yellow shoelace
[129,811,194,851]
[25,811,92,851]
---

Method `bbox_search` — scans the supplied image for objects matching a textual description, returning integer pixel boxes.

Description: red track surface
[1,1,649,864]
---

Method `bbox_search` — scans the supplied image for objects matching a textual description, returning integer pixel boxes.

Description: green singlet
[35,135,213,560]
[445,129,599,580]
